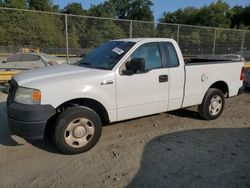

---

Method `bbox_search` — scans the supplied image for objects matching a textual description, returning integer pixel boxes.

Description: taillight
[240,67,246,80]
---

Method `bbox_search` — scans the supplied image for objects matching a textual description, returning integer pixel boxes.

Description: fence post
[177,24,180,44]
[241,31,245,59]
[129,20,133,38]
[65,14,69,64]
[212,28,217,58]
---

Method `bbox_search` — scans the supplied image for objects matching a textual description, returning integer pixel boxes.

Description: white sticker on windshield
[112,47,124,55]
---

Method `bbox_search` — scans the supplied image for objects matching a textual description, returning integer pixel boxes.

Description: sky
[54,0,250,21]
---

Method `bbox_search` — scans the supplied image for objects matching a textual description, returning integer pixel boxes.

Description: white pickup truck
[7,38,245,154]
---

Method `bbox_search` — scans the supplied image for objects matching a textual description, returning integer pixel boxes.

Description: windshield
[79,41,135,70]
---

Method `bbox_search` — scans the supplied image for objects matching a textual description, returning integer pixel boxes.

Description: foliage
[231,5,250,29]
[159,7,199,25]
[87,1,115,17]
[3,0,27,9]
[82,19,126,48]
[63,3,85,15]
[0,9,65,47]
[159,0,250,29]
[0,0,249,52]
[28,0,53,11]
[87,0,154,21]
[126,0,154,21]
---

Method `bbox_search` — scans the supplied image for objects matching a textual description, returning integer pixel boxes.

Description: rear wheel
[198,88,225,120]
[54,106,102,154]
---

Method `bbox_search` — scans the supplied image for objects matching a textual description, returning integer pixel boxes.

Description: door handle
[159,75,168,83]
[100,80,113,85]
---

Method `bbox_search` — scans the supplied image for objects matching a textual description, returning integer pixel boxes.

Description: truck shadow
[27,136,60,154]
[127,128,250,188]
[167,108,201,120]
[0,102,21,146]
[0,101,59,153]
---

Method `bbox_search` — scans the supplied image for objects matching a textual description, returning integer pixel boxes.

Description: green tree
[63,3,87,48]
[159,7,199,25]
[230,6,245,29]
[159,0,232,28]
[28,0,53,11]
[231,5,250,29]
[68,25,79,48]
[132,21,155,37]
[127,0,154,21]
[3,0,27,9]
[196,0,230,27]
[87,1,115,17]
[242,5,250,26]
[63,3,85,15]
[109,0,129,19]
[82,19,126,48]
[0,9,65,47]
[88,0,154,21]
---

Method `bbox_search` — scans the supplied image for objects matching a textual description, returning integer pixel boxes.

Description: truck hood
[14,64,111,86]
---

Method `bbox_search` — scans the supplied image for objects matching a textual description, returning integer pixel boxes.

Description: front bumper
[7,102,56,140]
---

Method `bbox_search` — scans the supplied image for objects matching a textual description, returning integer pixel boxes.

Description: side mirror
[123,58,145,75]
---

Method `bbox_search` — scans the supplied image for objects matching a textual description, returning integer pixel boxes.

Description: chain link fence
[0,7,250,63]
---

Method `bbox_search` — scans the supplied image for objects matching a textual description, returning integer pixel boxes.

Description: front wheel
[54,106,102,154]
[198,88,225,120]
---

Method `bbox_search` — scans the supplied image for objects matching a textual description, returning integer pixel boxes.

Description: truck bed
[182,60,243,108]
[185,58,240,65]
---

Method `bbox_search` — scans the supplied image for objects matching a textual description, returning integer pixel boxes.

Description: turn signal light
[32,90,41,103]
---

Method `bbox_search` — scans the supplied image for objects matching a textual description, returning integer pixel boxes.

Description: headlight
[14,87,41,105]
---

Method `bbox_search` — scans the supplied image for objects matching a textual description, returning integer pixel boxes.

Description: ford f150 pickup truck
[7,38,245,154]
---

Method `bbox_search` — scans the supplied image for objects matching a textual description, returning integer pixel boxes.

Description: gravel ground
[0,91,249,188]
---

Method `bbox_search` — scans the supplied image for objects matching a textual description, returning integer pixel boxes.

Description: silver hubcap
[64,118,95,148]
[209,95,222,116]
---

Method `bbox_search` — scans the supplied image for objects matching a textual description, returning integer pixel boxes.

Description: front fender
[39,81,117,122]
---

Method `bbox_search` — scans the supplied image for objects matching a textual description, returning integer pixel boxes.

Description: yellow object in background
[0,71,16,81]
[19,48,40,53]
[245,62,250,68]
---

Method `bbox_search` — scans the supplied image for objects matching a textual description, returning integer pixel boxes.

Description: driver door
[116,42,169,121]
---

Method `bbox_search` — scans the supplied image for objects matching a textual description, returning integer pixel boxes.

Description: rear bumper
[7,103,56,140]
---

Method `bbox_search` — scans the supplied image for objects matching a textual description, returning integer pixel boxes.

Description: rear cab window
[161,42,180,68]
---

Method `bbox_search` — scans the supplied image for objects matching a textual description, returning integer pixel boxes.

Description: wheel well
[209,81,229,98]
[56,98,110,125]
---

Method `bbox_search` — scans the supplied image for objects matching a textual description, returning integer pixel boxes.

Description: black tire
[198,88,225,120]
[54,106,102,154]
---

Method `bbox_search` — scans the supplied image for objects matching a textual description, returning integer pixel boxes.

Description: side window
[163,42,179,67]
[131,43,162,71]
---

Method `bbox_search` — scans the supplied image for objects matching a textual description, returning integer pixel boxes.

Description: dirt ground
[0,91,249,188]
